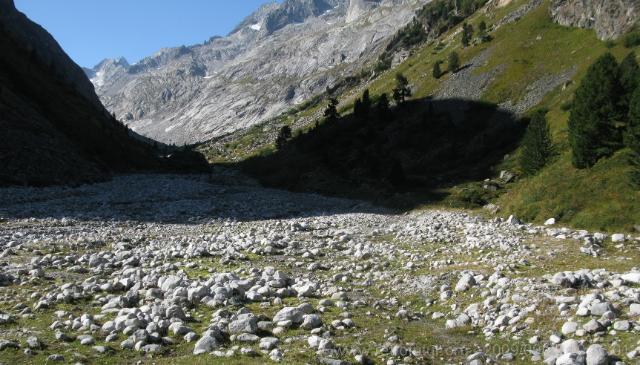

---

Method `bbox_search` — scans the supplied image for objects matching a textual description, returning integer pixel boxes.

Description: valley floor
[0,172,638,364]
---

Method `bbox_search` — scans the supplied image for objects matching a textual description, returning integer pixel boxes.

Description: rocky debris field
[0,173,639,365]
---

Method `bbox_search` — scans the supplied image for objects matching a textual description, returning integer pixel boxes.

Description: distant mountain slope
[87,0,429,144]
[0,0,207,186]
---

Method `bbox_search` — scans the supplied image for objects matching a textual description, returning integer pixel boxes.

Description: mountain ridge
[87,0,429,144]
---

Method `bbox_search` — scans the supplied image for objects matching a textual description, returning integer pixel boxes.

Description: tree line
[517,51,640,187]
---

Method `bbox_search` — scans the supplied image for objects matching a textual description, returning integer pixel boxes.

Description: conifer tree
[628,86,640,151]
[627,86,640,186]
[353,98,363,118]
[461,23,473,47]
[448,51,460,73]
[433,61,443,79]
[569,52,624,168]
[324,97,339,121]
[519,110,554,176]
[392,73,411,105]
[377,93,390,113]
[478,20,490,42]
[361,89,371,114]
[478,20,487,35]
[619,52,640,108]
[276,125,292,150]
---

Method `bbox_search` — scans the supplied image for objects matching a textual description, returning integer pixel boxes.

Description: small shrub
[624,31,640,48]
[560,100,573,111]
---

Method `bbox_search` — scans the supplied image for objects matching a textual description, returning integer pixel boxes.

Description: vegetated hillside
[207,0,640,231]
[240,97,523,207]
[0,0,208,186]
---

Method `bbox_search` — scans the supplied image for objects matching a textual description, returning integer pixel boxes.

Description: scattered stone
[586,344,608,365]
[259,337,279,351]
[611,234,625,243]
[193,335,220,355]
[0,340,19,351]
[47,354,64,362]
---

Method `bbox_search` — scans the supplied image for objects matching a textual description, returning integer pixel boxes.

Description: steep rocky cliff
[550,0,640,40]
[88,0,428,144]
[0,0,103,108]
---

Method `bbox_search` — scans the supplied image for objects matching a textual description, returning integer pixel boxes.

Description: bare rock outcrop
[550,0,640,40]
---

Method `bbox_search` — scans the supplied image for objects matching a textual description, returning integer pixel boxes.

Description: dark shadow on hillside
[0,17,209,188]
[0,99,525,224]
[235,97,526,210]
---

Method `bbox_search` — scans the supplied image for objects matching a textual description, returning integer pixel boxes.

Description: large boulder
[273,306,305,324]
[585,344,608,365]
[228,313,258,334]
[193,334,220,355]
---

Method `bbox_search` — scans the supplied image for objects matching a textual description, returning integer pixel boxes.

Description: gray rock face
[550,0,640,40]
[88,0,428,144]
[346,0,382,22]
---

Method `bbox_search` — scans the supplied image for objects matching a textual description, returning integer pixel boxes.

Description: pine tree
[276,125,292,150]
[392,73,411,105]
[627,86,640,186]
[448,51,460,73]
[361,89,371,114]
[478,20,490,43]
[519,110,554,176]
[377,93,390,113]
[461,23,473,47]
[324,97,339,121]
[478,20,487,34]
[433,61,443,79]
[353,98,363,118]
[619,52,640,107]
[628,86,640,152]
[569,52,624,168]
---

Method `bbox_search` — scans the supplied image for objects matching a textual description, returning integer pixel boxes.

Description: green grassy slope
[204,0,640,232]
[335,0,640,232]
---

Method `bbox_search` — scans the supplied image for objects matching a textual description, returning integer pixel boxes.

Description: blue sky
[14,0,277,68]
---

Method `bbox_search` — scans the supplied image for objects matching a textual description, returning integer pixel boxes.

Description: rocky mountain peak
[84,57,131,88]
[232,0,346,36]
